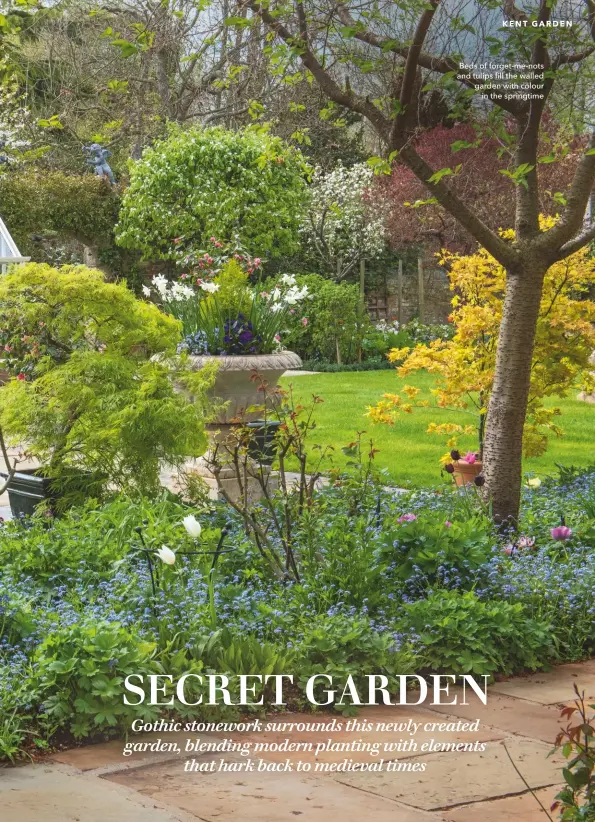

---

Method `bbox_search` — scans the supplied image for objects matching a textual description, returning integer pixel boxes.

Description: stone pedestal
[196,459,279,503]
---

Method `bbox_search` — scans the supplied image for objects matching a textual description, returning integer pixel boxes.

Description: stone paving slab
[334,738,565,812]
[106,755,447,822]
[0,763,195,822]
[442,785,562,821]
[490,659,595,705]
[225,707,504,765]
[51,731,224,773]
[9,663,588,822]
[428,690,563,743]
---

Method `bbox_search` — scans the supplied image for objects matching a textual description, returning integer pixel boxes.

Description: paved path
[3,659,595,821]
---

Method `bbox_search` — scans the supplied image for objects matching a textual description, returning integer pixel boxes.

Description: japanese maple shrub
[0,263,214,504]
[369,224,595,459]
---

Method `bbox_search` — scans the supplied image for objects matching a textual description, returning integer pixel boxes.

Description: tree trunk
[483,257,548,525]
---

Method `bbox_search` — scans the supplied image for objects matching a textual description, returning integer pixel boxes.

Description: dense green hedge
[0,170,120,253]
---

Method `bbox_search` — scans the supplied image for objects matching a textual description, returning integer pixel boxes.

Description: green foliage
[403,318,455,344]
[0,708,34,763]
[553,690,595,820]
[0,262,179,376]
[3,462,595,758]
[403,590,554,676]
[0,592,37,648]
[30,622,161,738]
[300,358,394,372]
[296,614,415,710]
[206,260,253,314]
[272,273,369,363]
[0,355,212,503]
[381,513,492,588]
[0,264,213,502]
[0,170,120,255]
[192,628,293,679]
[116,125,310,261]
[361,328,413,360]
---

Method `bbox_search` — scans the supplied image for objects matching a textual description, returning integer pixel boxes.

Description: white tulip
[156,545,176,565]
[183,515,202,539]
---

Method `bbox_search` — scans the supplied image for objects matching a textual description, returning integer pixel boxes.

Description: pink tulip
[398,513,417,523]
[462,452,477,464]
[517,536,535,549]
[550,526,572,541]
[502,544,514,556]
[444,520,452,528]
[301,317,308,326]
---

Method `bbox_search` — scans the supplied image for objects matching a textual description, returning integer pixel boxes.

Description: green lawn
[279,370,595,488]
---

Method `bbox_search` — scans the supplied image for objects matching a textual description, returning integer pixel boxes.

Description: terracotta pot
[183,351,302,424]
[453,459,482,487]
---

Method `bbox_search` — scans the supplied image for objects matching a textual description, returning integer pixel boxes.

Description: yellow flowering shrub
[368,218,595,457]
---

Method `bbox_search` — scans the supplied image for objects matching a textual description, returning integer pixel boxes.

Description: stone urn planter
[180,351,302,500]
[184,351,302,425]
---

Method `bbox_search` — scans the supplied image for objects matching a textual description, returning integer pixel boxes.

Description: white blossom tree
[303,162,388,279]
[0,81,31,168]
[0,85,31,173]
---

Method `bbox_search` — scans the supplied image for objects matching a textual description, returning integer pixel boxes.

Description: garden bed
[1,464,594,762]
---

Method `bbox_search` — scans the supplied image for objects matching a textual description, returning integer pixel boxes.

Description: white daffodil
[152,274,169,296]
[183,515,202,539]
[199,281,220,293]
[280,273,297,286]
[171,282,195,300]
[141,285,151,297]
[527,477,541,488]
[156,545,176,565]
[284,286,309,305]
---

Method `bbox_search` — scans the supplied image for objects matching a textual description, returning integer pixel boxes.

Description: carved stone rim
[185,351,302,372]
